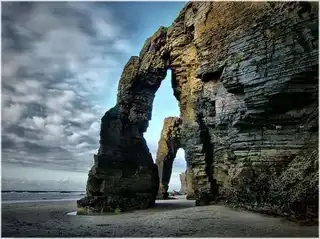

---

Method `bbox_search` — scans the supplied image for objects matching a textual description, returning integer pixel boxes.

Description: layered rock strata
[166,1,318,220]
[79,2,318,220]
[155,117,182,199]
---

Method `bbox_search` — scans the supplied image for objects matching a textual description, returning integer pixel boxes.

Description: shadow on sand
[68,196,195,216]
[151,197,195,212]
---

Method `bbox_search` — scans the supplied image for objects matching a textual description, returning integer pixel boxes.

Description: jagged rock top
[159,117,182,139]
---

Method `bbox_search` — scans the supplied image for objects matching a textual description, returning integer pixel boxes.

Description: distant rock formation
[155,117,182,199]
[179,172,187,194]
[79,1,318,221]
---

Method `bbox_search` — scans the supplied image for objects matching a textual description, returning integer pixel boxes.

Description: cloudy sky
[1,2,186,191]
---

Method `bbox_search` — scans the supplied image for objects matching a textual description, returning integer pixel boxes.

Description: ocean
[1,191,86,204]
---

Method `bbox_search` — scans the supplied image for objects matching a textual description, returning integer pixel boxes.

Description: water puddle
[67,211,77,215]
[66,210,128,216]
[2,198,80,204]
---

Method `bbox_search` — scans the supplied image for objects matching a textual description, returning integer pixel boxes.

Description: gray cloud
[2,2,135,175]
[2,2,187,191]
[2,172,86,191]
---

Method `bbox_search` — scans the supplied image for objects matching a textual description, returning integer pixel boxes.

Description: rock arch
[155,117,184,199]
[76,3,218,212]
[155,118,198,200]
[77,27,171,213]
[78,2,318,220]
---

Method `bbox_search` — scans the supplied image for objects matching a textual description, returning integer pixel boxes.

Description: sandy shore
[1,196,318,237]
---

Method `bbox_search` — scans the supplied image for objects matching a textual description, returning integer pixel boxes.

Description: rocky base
[186,194,196,200]
[77,193,155,214]
[156,184,169,199]
[217,145,319,223]
[226,202,319,226]
[77,154,159,213]
[156,194,169,200]
[195,187,217,206]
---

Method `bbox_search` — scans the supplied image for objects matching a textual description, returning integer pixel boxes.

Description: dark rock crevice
[194,111,216,205]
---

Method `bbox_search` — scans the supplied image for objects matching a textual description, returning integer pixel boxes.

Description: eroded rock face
[80,2,318,220]
[167,1,318,220]
[77,27,169,213]
[155,117,182,199]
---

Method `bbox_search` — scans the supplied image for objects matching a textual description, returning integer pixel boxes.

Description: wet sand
[1,196,318,237]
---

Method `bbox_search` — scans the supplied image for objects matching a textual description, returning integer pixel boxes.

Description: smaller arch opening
[168,148,187,196]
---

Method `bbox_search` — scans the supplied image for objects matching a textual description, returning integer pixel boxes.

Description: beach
[1,195,318,237]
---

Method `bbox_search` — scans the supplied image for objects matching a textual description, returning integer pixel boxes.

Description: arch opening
[144,69,180,155]
[169,148,187,195]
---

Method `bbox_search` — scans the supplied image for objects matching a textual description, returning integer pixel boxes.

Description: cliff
[78,1,318,221]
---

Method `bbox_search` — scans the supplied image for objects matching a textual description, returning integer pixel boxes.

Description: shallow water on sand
[2,196,318,237]
[67,211,77,215]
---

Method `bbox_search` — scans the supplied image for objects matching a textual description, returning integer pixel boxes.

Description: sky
[2,2,187,191]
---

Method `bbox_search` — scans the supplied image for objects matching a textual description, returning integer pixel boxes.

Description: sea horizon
[1,190,86,204]
[1,190,85,193]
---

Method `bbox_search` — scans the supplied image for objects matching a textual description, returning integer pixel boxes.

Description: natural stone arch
[155,117,184,199]
[77,11,217,212]
[77,2,318,220]
[155,118,197,200]
[77,27,171,213]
